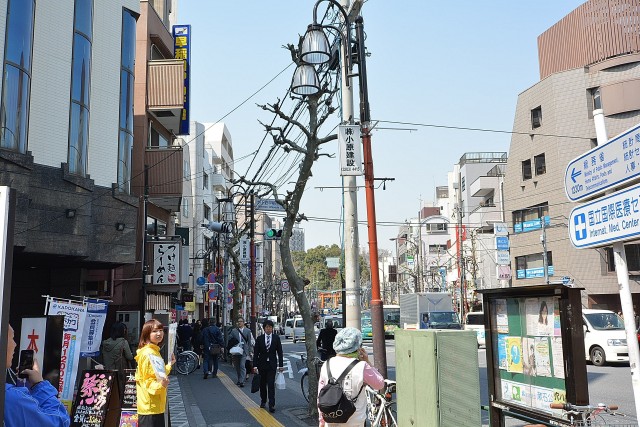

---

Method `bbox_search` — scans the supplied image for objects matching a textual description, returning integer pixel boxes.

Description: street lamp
[291,0,387,378]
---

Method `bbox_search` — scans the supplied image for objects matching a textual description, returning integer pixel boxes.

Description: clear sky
[179,1,586,253]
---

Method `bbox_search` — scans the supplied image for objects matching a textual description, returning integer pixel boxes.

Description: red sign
[208,289,217,300]
[207,272,216,283]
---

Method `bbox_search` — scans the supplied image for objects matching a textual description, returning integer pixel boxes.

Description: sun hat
[333,327,362,355]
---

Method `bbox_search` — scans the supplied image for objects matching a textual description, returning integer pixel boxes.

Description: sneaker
[260,402,266,409]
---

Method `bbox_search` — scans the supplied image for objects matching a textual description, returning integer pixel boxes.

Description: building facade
[505,0,640,309]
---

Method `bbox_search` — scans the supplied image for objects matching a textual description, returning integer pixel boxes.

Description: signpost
[255,198,285,212]
[564,123,640,202]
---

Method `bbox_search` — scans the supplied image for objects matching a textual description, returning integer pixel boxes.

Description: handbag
[209,343,222,356]
[251,372,261,393]
[229,343,244,356]
[275,371,286,390]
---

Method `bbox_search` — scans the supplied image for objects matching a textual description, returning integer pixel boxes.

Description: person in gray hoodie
[101,322,134,395]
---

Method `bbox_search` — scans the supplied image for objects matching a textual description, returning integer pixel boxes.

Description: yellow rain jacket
[135,343,172,415]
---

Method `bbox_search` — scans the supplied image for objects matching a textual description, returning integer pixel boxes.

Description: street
[171,337,636,426]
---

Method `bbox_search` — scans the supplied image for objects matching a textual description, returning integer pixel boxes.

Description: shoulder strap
[328,358,360,383]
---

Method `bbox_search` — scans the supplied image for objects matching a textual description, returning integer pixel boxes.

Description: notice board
[71,370,121,427]
[479,285,588,427]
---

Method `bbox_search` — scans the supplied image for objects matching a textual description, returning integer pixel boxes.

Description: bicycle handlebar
[550,402,619,411]
[550,403,565,409]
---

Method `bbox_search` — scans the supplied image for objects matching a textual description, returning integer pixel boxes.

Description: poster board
[119,369,137,427]
[20,315,64,392]
[71,370,120,427]
[480,285,587,427]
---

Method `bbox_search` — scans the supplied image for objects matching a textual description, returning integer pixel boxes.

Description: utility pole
[249,191,257,335]
[456,170,465,319]
[417,203,423,292]
[341,0,361,332]
[140,165,149,327]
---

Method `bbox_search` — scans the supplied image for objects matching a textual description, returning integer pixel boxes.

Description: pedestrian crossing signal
[265,229,283,239]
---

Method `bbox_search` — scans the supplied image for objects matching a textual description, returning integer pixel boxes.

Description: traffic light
[265,228,283,239]
[201,221,233,233]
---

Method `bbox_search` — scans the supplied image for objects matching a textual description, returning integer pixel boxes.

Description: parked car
[284,318,295,339]
[464,311,485,348]
[292,317,305,343]
[583,309,628,366]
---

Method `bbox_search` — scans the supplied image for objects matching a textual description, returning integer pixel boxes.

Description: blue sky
[179,1,585,253]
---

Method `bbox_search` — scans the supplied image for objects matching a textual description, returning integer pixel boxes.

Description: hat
[333,327,362,354]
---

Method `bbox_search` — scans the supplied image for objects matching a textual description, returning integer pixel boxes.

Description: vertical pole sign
[339,125,363,176]
[0,187,15,425]
[172,25,191,136]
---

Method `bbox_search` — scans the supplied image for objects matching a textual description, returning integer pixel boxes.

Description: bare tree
[233,41,339,415]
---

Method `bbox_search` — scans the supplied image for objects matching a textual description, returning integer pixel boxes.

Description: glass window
[203,204,211,220]
[70,34,92,105]
[117,9,136,193]
[149,126,168,148]
[534,153,546,175]
[0,65,30,152]
[591,87,601,111]
[522,159,532,180]
[203,172,208,189]
[68,103,89,175]
[182,198,189,218]
[531,106,542,128]
[73,0,93,40]
[4,0,35,70]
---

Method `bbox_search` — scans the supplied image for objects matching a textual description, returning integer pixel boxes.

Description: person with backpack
[202,318,224,379]
[317,327,384,426]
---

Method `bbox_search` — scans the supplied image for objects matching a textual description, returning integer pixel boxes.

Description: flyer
[522,337,536,376]
[525,298,539,336]
[534,337,552,377]
[501,380,532,407]
[526,297,553,336]
[506,336,523,373]
[553,298,561,336]
[497,334,508,370]
[495,299,509,333]
[551,337,565,379]
[148,354,167,381]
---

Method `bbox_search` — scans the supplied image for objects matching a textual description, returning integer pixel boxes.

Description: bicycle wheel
[175,352,197,375]
[365,387,379,424]
[184,351,199,374]
[301,372,309,402]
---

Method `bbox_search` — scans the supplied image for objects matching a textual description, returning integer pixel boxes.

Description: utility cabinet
[396,329,481,427]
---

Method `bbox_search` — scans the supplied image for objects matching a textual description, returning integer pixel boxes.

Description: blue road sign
[569,181,640,248]
[564,122,640,201]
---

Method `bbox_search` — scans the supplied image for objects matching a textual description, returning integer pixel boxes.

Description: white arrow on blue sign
[564,122,640,202]
[569,181,640,248]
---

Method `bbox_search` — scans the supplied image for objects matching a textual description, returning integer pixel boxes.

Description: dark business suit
[253,333,283,409]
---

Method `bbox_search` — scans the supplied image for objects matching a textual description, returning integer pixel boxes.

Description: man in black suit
[253,319,283,412]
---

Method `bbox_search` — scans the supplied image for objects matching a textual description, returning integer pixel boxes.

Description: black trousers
[258,366,276,407]
[138,413,166,427]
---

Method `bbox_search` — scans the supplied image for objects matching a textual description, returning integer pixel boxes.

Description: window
[425,223,447,232]
[531,106,542,128]
[203,204,210,221]
[515,252,553,279]
[522,159,532,180]
[428,244,447,254]
[203,171,208,189]
[117,9,136,192]
[204,236,211,251]
[0,0,35,153]
[591,87,602,111]
[534,153,546,175]
[149,126,169,148]
[68,0,94,176]
[182,198,189,218]
[606,244,640,273]
[512,203,549,233]
[461,176,465,192]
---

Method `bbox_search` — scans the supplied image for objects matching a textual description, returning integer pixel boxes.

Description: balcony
[145,146,184,212]
[147,59,185,134]
[210,173,226,192]
[469,203,502,230]
[470,175,500,198]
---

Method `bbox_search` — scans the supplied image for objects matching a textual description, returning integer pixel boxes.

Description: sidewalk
[168,359,317,427]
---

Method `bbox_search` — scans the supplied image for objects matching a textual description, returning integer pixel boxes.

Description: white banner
[153,242,181,285]
[338,125,363,176]
[47,298,87,409]
[239,237,250,263]
[81,298,109,357]
[20,317,47,376]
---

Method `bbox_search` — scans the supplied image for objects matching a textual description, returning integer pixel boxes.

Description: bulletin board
[480,285,588,427]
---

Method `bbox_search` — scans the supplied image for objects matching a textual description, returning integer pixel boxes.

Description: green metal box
[396,329,481,427]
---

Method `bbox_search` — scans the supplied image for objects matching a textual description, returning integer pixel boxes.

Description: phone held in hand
[18,349,34,378]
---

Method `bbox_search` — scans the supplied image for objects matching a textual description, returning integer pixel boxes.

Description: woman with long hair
[135,319,176,427]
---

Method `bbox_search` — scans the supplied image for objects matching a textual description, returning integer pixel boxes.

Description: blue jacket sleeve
[4,381,70,427]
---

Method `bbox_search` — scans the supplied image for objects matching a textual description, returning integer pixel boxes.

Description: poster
[71,371,116,427]
[551,337,565,379]
[531,385,555,413]
[81,299,109,357]
[497,334,507,370]
[148,354,167,381]
[534,337,551,377]
[526,297,553,336]
[20,317,47,375]
[168,323,177,355]
[506,336,523,373]
[118,411,138,427]
[48,299,87,410]
[501,380,532,407]
[121,369,137,410]
[522,337,536,376]
[553,299,561,336]
[495,299,509,333]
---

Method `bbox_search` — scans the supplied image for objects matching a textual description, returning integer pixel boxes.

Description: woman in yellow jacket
[135,319,176,427]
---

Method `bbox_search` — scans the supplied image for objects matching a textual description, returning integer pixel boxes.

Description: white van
[320,315,344,331]
[292,317,305,343]
[464,311,485,348]
[284,318,294,339]
[583,309,628,366]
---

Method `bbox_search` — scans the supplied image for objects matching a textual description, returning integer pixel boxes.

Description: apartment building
[0,0,140,324]
[505,0,640,308]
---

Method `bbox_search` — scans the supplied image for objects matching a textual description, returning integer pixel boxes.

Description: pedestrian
[177,319,193,351]
[252,320,284,413]
[316,319,337,360]
[192,321,203,369]
[4,324,70,427]
[229,317,254,387]
[135,319,176,427]
[318,327,384,427]
[202,318,224,379]
[101,322,134,396]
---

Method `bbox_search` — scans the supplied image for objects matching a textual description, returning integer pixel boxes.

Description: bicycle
[365,379,398,427]
[174,348,199,375]
[296,352,324,402]
[549,401,638,426]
